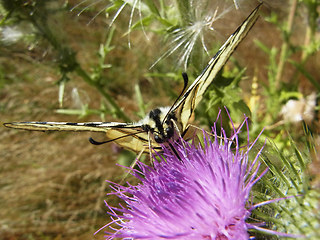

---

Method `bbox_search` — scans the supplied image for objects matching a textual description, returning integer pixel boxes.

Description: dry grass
[0,76,127,239]
[0,2,130,239]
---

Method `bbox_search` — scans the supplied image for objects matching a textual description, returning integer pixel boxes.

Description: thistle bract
[99,118,267,239]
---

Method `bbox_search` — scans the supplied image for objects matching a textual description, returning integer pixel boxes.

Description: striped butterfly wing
[4,121,154,153]
[172,4,262,131]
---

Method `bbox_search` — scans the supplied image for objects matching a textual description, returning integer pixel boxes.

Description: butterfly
[4,4,262,154]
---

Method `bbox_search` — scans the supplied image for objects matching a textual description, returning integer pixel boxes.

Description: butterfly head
[141,107,177,143]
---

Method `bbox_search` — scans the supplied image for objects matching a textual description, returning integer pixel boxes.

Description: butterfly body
[4,106,179,152]
[4,4,262,153]
[138,107,179,143]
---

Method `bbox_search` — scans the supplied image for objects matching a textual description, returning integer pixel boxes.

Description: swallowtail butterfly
[4,4,262,153]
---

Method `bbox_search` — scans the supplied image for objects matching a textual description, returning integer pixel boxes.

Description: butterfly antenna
[89,130,147,145]
[162,72,189,124]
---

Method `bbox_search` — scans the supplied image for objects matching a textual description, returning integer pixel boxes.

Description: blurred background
[0,0,319,239]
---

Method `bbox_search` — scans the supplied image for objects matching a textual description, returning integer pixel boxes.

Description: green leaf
[144,0,160,16]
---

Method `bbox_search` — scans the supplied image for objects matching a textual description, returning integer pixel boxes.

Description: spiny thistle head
[98,116,270,239]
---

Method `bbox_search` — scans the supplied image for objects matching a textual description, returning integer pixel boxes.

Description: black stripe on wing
[3,121,144,132]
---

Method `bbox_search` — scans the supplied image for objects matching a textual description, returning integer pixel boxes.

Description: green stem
[275,0,297,89]
[75,66,131,122]
[174,0,190,25]
[29,8,131,122]
[291,1,318,88]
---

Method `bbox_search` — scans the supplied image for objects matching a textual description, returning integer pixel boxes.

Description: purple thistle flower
[97,116,268,240]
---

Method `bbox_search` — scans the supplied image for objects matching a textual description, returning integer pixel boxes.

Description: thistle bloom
[97,116,272,240]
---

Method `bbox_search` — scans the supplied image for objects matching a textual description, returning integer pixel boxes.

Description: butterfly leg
[184,124,211,137]
[181,124,202,146]
[120,146,146,184]
[147,131,154,163]
[186,123,235,143]
[171,119,187,150]
[121,131,157,183]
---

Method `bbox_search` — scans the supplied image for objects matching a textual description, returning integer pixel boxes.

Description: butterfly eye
[154,134,164,143]
[165,127,174,138]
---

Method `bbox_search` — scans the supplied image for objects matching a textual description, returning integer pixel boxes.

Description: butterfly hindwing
[104,128,153,153]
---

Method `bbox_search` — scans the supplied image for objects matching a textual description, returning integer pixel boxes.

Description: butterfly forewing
[4,121,141,132]
[4,121,155,152]
[173,4,261,131]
